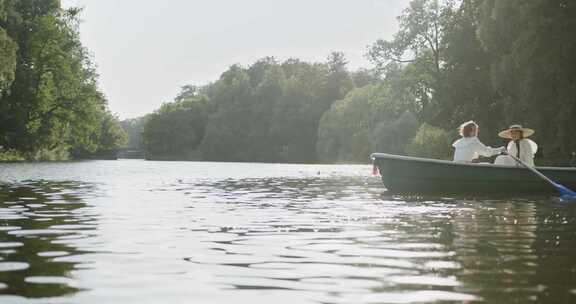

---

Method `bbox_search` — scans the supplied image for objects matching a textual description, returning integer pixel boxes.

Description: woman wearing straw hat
[495,124,538,167]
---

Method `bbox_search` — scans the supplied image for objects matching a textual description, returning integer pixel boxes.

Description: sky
[61,0,410,119]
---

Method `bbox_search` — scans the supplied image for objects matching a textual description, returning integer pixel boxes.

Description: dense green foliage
[477,0,576,163]
[120,116,147,153]
[407,123,452,159]
[143,89,209,160]
[140,0,576,164]
[0,148,24,161]
[317,85,419,163]
[0,0,17,97]
[0,0,126,160]
[143,55,354,162]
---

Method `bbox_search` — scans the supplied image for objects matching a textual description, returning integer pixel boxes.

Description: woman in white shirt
[452,121,505,163]
[494,125,538,167]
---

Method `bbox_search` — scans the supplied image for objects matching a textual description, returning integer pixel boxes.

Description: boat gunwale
[370,153,576,172]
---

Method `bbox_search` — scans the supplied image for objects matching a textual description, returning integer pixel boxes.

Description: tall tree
[435,0,502,142]
[368,0,456,122]
[144,103,206,159]
[477,0,576,161]
[120,116,148,152]
[199,65,255,161]
[325,52,354,103]
[0,0,17,95]
[317,83,419,163]
[0,0,123,159]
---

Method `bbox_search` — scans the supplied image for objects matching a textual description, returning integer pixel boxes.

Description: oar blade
[553,183,576,203]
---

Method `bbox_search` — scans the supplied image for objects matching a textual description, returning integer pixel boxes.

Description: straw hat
[498,124,535,139]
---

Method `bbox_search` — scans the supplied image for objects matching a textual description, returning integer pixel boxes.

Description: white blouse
[452,137,503,163]
[507,139,538,167]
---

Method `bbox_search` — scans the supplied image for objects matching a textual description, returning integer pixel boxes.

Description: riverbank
[0,149,25,161]
[0,148,120,162]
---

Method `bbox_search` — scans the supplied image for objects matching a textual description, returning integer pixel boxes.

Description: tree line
[128,0,575,165]
[0,0,126,161]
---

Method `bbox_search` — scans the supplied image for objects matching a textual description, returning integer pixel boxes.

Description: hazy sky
[61,0,410,119]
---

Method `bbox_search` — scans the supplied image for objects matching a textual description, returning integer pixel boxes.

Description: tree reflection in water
[174,177,576,303]
[446,200,576,303]
[0,172,575,303]
[0,181,97,298]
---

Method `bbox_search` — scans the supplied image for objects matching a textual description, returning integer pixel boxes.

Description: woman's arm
[474,138,505,157]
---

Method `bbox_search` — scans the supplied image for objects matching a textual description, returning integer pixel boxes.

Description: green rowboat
[371,153,576,195]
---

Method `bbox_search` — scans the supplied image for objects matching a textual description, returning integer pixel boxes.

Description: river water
[0,160,575,303]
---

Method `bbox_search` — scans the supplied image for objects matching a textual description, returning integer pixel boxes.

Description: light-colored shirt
[452,137,503,163]
[507,139,538,167]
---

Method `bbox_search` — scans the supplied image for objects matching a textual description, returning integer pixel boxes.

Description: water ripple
[0,162,575,303]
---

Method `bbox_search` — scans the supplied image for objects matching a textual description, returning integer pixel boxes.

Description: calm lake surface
[0,160,575,303]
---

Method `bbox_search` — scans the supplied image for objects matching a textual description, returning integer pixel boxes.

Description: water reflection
[171,177,477,303]
[0,161,575,303]
[170,176,576,303]
[0,181,97,298]
[445,201,576,303]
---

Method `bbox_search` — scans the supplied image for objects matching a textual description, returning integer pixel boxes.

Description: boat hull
[371,153,576,195]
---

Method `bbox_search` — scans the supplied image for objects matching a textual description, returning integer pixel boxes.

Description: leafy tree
[477,0,576,161]
[248,61,286,160]
[368,0,456,122]
[120,116,149,151]
[317,84,419,163]
[406,123,452,159]
[199,65,255,161]
[174,84,201,103]
[269,61,327,162]
[144,94,210,160]
[142,54,357,163]
[98,112,128,151]
[434,0,503,142]
[325,52,354,103]
[317,86,379,162]
[0,0,17,96]
[372,111,419,155]
[351,68,380,88]
[0,1,113,159]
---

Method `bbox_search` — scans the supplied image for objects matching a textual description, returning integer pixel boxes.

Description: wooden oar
[508,153,576,202]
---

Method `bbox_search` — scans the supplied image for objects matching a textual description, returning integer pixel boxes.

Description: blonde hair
[459,120,478,137]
